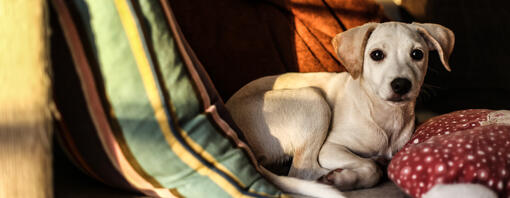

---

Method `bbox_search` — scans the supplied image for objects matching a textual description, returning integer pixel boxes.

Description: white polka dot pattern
[388,109,510,198]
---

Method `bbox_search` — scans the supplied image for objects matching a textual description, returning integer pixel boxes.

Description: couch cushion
[168,0,387,99]
[51,0,283,197]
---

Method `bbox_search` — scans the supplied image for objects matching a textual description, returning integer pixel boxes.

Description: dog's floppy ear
[412,22,455,71]
[332,23,378,79]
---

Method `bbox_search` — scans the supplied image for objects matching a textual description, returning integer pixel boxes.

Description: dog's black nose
[391,78,412,95]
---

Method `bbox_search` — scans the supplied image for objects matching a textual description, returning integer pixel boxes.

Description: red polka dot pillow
[388,109,510,198]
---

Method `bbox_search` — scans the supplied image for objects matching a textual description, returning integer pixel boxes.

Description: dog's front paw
[318,169,359,190]
[318,166,382,190]
[318,168,342,185]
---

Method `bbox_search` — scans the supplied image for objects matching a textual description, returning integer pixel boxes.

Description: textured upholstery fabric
[0,1,53,197]
[168,0,387,99]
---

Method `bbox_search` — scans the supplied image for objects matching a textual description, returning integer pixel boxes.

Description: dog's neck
[345,76,416,157]
[354,77,415,137]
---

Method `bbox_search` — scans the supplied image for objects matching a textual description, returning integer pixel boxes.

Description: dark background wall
[402,0,510,113]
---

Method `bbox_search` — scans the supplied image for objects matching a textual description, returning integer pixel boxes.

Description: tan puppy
[226,22,454,198]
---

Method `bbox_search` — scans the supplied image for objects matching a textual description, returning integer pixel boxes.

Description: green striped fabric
[51,0,285,197]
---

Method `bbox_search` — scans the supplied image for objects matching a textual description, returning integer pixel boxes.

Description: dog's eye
[370,50,384,61]
[411,49,424,60]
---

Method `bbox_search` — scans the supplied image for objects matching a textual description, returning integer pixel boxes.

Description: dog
[226,22,455,198]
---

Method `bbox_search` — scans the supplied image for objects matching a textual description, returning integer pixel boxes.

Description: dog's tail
[258,167,345,198]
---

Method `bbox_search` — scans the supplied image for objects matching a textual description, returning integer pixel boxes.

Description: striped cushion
[51,0,283,197]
